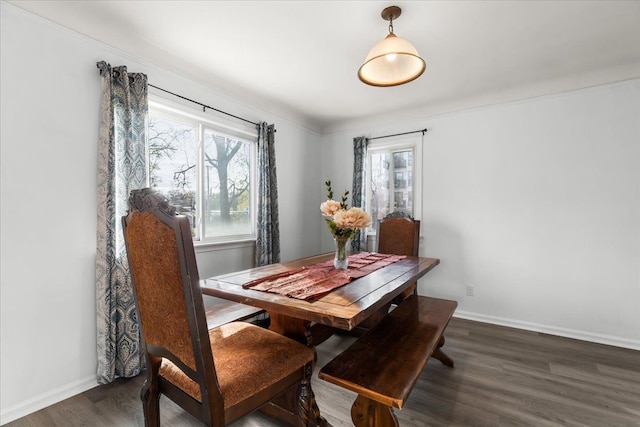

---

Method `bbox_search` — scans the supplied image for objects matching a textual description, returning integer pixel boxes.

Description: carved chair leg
[141,357,161,427]
[297,363,323,426]
[431,335,455,368]
[351,395,399,427]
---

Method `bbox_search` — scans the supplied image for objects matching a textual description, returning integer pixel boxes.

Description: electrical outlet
[466,284,475,296]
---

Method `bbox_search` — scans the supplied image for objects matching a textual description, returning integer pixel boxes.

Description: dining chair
[122,188,316,426]
[377,211,421,301]
[348,211,422,337]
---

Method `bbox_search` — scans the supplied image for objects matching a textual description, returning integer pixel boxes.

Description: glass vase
[333,235,351,270]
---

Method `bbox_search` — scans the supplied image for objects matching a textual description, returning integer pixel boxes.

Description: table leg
[261,366,326,426]
[343,302,391,337]
[268,312,314,347]
[263,311,329,426]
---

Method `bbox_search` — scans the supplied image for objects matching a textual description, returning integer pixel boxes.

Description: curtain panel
[96,61,148,384]
[351,136,368,252]
[255,122,280,266]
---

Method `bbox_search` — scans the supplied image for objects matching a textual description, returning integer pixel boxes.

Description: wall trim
[0,375,97,425]
[2,310,638,425]
[454,310,640,351]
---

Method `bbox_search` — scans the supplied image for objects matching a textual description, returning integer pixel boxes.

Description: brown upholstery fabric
[159,322,314,408]
[125,211,196,369]
[378,218,418,256]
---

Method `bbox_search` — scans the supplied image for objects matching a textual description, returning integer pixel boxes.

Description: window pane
[148,116,197,236]
[369,152,391,223]
[368,148,414,226]
[203,131,252,238]
[392,150,413,216]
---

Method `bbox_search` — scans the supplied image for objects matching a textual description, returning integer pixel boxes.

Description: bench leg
[431,335,454,367]
[351,395,399,427]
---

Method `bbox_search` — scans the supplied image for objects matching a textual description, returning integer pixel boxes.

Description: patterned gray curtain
[351,136,368,252]
[96,61,148,384]
[255,122,280,266]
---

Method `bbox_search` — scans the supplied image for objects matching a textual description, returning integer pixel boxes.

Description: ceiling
[7,0,640,133]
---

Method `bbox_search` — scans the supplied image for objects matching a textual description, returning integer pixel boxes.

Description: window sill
[194,238,255,253]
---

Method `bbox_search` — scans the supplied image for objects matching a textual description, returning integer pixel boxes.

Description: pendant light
[358,5,426,87]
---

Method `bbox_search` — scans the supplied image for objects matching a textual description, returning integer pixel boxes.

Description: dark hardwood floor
[6,318,640,426]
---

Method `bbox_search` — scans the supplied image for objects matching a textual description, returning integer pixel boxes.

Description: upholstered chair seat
[159,322,314,408]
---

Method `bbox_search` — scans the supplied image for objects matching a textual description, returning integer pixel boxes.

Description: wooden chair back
[377,211,420,301]
[122,188,225,423]
[377,211,420,257]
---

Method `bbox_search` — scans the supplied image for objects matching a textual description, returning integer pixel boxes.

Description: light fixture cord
[389,17,395,34]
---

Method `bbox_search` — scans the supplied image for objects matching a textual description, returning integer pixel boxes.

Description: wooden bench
[318,295,458,427]
[203,296,266,329]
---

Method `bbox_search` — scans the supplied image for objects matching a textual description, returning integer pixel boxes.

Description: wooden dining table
[202,252,440,426]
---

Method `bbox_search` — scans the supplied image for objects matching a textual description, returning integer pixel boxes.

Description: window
[148,98,256,243]
[366,136,421,230]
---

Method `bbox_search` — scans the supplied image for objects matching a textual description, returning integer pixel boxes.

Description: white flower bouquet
[320,180,371,239]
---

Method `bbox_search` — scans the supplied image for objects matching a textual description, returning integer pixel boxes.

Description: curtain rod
[367,128,427,141]
[148,84,259,127]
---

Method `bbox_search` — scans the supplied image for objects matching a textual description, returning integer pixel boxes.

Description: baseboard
[453,310,640,351]
[0,375,98,425]
[2,314,638,425]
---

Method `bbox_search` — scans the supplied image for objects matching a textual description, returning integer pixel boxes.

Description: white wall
[2,2,639,424]
[0,3,322,423]
[323,79,640,350]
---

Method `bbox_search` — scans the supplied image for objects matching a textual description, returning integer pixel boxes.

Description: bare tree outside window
[203,132,252,237]
[148,116,197,233]
[148,103,255,242]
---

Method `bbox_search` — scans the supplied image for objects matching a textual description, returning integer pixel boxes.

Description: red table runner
[242,252,406,300]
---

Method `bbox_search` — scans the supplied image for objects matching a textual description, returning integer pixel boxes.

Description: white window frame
[366,135,423,236]
[148,95,258,245]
